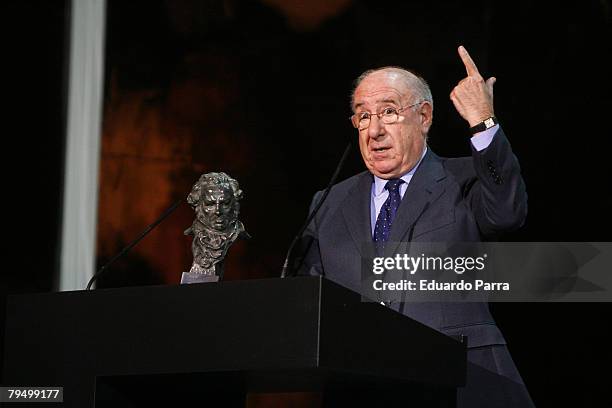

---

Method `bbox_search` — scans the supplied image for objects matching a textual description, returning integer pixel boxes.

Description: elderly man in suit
[299,46,534,407]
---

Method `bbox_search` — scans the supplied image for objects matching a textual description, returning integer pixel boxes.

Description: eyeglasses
[350,101,423,130]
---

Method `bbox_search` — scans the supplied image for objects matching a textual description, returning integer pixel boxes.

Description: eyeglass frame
[349,101,424,130]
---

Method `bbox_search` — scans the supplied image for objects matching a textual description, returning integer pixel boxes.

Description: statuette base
[180,272,220,285]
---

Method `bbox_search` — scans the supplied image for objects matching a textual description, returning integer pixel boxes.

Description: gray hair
[351,67,433,112]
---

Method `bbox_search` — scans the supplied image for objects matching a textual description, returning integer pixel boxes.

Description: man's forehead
[354,88,403,106]
[353,72,410,109]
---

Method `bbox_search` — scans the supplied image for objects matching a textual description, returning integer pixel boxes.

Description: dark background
[3,0,611,406]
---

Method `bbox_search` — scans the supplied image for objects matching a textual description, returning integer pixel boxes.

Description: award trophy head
[182,172,248,284]
[187,173,243,233]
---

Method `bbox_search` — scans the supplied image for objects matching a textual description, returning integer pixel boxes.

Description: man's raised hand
[450,45,496,127]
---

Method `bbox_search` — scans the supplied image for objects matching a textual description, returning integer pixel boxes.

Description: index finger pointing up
[458,45,481,77]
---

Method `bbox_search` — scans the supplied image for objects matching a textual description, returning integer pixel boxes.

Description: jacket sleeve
[468,127,528,237]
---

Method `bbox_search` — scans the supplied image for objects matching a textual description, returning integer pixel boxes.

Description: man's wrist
[470,124,498,151]
[469,116,498,135]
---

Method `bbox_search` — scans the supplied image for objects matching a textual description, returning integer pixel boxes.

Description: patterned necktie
[373,178,404,245]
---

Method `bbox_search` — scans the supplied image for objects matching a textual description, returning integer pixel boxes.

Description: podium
[3,276,466,407]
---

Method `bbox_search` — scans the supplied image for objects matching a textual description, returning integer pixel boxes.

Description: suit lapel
[339,152,447,259]
[341,171,374,258]
[386,150,447,255]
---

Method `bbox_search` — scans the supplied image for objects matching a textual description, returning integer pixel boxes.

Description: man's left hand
[450,45,496,127]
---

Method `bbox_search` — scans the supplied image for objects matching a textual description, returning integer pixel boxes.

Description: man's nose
[215,203,222,214]
[367,115,385,139]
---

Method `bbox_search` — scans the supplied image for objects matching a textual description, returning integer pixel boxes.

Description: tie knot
[385,178,404,193]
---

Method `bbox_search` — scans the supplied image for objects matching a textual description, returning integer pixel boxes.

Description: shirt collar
[372,146,428,197]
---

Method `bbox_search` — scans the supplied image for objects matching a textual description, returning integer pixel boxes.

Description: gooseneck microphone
[406,201,430,243]
[85,199,184,290]
[280,142,352,278]
[396,201,431,311]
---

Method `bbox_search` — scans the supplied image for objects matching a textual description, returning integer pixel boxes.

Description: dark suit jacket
[299,126,527,355]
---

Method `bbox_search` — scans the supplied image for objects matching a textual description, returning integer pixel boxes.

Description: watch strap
[469,116,498,135]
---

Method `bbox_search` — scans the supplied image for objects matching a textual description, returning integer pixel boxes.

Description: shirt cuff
[470,124,499,151]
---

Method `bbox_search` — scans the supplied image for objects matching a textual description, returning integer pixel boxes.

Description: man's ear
[420,101,433,134]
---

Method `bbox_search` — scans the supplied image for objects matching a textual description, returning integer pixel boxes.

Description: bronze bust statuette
[182,172,250,284]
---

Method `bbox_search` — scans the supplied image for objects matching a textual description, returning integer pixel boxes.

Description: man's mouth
[372,146,390,153]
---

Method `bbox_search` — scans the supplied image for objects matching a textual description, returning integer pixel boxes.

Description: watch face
[484,117,495,128]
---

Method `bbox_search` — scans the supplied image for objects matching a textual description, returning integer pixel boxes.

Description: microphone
[396,201,430,312]
[85,199,184,290]
[280,142,352,278]
[406,201,430,243]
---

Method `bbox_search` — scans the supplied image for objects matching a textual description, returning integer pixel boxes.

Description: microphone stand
[85,199,184,290]
[281,142,352,278]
